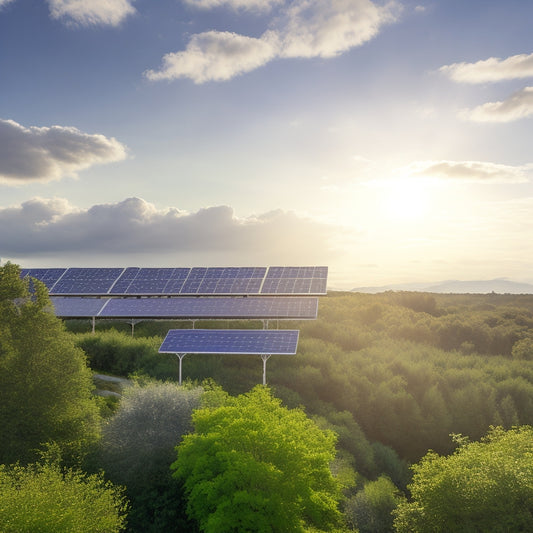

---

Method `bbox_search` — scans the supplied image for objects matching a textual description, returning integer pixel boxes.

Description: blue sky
[1,0,533,288]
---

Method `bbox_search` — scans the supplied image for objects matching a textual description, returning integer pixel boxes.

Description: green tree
[97,381,203,532]
[172,386,344,533]
[393,426,533,532]
[0,263,101,464]
[0,459,127,532]
[345,475,403,533]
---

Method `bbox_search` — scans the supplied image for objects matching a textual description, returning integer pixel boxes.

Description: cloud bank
[440,53,533,83]
[146,0,399,83]
[402,160,532,183]
[461,87,533,122]
[0,197,338,264]
[0,118,127,184]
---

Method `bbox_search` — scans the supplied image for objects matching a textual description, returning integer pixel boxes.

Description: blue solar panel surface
[261,266,328,294]
[101,296,317,319]
[51,297,107,317]
[48,296,318,319]
[22,266,327,295]
[52,268,124,294]
[159,329,299,354]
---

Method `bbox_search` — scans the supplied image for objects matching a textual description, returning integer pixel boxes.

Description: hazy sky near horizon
[1,0,533,288]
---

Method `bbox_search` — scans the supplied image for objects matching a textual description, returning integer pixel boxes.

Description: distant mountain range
[351,279,533,294]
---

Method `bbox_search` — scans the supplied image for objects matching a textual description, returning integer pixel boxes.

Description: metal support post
[176,353,186,385]
[261,354,271,386]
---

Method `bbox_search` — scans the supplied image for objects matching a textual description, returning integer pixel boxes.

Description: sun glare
[378,178,432,222]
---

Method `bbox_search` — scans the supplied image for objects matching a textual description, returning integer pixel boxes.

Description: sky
[1,0,533,289]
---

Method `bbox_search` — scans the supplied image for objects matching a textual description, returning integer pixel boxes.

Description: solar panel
[52,268,124,295]
[50,297,107,317]
[159,329,299,355]
[261,266,328,294]
[99,296,318,319]
[21,266,327,295]
[22,268,67,291]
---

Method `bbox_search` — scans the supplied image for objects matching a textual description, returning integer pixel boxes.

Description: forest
[1,263,532,532]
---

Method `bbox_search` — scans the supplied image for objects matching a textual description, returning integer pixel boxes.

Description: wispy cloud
[0,0,15,8]
[401,160,532,183]
[461,86,533,122]
[47,0,136,27]
[145,31,280,83]
[183,0,283,11]
[440,52,533,83]
[0,197,338,264]
[0,118,127,184]
[147,0,399,83]
[278,0,398,59]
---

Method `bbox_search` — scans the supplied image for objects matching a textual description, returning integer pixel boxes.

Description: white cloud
[401,160,532,183]
[0,197,338,264]
[0,0,15,8]
[147,0,399,83]
[440,53,533,83]
[461,86,533,122]
[145,30,280,83]
[0,118,127,184]
[47,0,136,27]
[278,0,399,59]
[184,0,283,11]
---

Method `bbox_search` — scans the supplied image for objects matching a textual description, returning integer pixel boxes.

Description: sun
[378,178,432,222]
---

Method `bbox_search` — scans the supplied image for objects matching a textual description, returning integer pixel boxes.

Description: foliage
[172,386,343,533]
[345,475,404,533]
[0,263,101,465]
[0,459,127,533]
[393,426,533,532]
[73,290,533,468]
[96,381,203,532]
[75,329,174,379]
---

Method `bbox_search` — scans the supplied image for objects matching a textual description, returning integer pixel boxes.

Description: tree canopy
[393,426,533,532]
[97,381,203,532]
[0,458,127,533]
[0,263,101,464]
[172,386,343,533]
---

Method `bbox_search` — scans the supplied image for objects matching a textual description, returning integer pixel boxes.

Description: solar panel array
[22,266,327,295]
[50,296,318,320]
[159,329,299,355]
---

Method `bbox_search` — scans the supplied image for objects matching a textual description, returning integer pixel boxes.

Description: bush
[0,460,127,533]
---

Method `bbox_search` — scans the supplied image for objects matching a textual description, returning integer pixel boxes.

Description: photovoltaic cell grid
[49,296,318,320]
[261,266,328,295]
[22,266,327,295]
[52,268,124,295]
[51,297,107,317]
[159,329,299,355]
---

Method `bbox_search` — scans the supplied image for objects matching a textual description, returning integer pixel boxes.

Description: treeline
[74,291,533,464]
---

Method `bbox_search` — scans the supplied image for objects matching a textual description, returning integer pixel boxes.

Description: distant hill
[351,279,533,294]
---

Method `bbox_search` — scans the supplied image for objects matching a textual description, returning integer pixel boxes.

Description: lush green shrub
[97,381,203,532]
[345,475,403,533]
[75,329,174,379]
[0,460,127,533]
[394,426,533,532]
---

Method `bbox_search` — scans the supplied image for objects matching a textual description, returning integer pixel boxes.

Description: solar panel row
[50,296,319,320]
[158,329,299,355]
[23,266,328,295]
